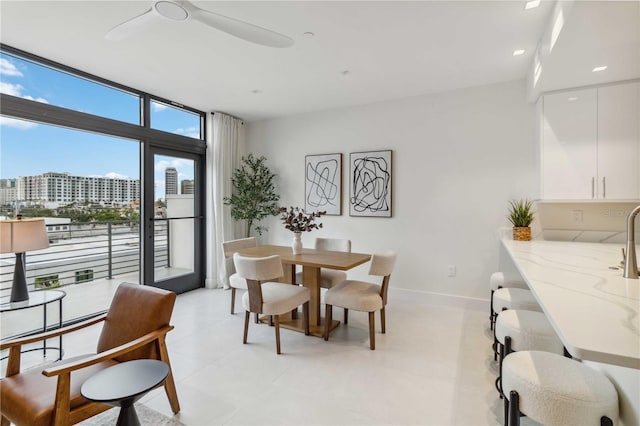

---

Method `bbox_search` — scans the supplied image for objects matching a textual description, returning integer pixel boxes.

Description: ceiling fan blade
[190,8,294,48]
[106,7,157,41]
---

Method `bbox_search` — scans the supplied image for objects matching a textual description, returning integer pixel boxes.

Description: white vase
[292,232,303,254]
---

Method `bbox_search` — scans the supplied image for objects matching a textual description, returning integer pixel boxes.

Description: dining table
[235,244,371,337]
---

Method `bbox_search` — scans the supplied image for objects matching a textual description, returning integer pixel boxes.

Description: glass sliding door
[143,147,203,293]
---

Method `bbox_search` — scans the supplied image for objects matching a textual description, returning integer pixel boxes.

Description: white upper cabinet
[597,82,640,200]
[541,81,640,200]
[541,88,598,199]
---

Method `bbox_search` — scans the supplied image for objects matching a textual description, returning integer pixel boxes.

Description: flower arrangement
[278,206,326,233]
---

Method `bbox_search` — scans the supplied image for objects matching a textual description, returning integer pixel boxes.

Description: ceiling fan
[106,0,294,48]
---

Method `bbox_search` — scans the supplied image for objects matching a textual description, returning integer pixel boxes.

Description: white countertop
[501,238,640,369]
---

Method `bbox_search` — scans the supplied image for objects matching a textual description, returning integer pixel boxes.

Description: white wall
[245,80,537,304]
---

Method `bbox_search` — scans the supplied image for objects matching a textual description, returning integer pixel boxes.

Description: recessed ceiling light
[592,66,608,72]
[567,97,578,102]
[303,32,315,38]
[513,49,525,56]
[525,0,541,10]
[251,89,262,94]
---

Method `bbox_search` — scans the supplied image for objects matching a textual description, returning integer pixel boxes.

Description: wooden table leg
[263,263,340,337]
[302,266,321,327]
[281,264,298,319]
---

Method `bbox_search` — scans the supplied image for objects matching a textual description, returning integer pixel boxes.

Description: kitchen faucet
[623,204,640,279]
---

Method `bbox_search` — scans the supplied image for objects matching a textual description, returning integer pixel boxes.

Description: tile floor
[27,288,540,425]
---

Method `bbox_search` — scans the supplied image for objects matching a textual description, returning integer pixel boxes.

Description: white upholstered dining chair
[295,237,352,289]
[323,251,397,350]
[222,237,257,314]
[233,253,311,354]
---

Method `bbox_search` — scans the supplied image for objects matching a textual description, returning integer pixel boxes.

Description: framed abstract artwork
[305,153,342,215]
[349,150,392,217]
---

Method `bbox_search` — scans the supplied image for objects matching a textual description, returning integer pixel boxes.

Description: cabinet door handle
[602,176,606,199]
[592,177,595,199]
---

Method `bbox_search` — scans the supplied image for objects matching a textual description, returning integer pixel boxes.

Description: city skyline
[0,168,196,202]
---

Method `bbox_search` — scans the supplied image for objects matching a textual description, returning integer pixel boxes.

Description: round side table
[81,359,169,426]
[0,289,66,360]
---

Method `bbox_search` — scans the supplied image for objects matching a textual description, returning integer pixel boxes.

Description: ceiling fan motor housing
[154,1,189,21]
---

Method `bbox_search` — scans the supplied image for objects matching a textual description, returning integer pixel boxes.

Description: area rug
[77,403,184,426]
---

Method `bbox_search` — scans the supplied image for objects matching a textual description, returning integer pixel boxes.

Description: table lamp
[0,218,50,302]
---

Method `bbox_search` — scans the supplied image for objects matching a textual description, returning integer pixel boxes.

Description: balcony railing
[0,220,168,297]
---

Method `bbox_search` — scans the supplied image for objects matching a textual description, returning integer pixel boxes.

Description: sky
[0,51,198,198]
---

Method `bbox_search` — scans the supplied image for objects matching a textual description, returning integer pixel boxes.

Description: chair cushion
[495,310,564,354]
[233,254,283,282]
[295,269,347,289]
[502,351,619,426]
[242,282,310,315]
[0,356,117,426]
[229,272,247,290]
[492,288,541,313]
[490,271,528,291]
[324,280,382,312]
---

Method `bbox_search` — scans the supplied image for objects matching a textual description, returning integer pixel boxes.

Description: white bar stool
[494,310,565,398]
[502,351,619,426]
[492,288,542,360]
[489,272,528,330]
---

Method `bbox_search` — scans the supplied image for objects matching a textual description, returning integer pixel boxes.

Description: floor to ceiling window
[0,45,206,339]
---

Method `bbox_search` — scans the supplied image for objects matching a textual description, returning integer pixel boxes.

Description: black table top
[81,359,169,404]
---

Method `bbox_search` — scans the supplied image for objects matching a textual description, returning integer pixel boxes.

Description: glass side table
[0,289,66,360]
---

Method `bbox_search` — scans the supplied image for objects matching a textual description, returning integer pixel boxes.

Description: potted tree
[224,154,280,237]
[507,199,534,241]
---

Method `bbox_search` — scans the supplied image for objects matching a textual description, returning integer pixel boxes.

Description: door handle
[602,177,606,199]
[591,177,595,199]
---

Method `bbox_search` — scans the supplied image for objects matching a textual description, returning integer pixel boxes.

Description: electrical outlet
[447,265,456,277]
[571,210,583,224]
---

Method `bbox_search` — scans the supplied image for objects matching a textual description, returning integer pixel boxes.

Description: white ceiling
[0,1,637,122]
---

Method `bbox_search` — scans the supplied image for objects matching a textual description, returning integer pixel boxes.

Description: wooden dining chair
[323,251,397,350]
[233,253,311,354]
[222,237,258,314]
[0,282,180,426]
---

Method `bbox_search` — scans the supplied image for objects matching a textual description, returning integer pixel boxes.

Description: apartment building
[15,172,140,208]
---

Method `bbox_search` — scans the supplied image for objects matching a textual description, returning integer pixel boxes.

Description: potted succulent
[507,199,534,241]
[278,206,326,254]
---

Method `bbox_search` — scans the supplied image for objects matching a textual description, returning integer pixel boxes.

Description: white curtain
[206,112,241,289]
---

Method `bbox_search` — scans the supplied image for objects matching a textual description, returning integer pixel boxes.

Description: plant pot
[513,227,531,241]
[292,232,303,254]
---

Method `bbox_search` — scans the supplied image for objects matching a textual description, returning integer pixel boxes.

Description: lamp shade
[0,218,50,254]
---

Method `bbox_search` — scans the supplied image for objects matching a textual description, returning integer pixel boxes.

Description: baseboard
[389,287,488,312]
[204,277,226,289]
